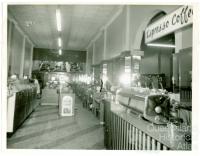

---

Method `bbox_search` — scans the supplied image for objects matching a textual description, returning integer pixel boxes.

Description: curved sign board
[145,5,193,43]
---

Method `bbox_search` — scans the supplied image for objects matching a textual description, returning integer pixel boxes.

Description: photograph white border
[1,0,200,156]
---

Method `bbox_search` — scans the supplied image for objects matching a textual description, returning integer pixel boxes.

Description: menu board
[60,94,75,116]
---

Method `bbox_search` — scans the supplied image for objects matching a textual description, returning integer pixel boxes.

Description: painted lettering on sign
[145,5,193,43]
[62,96,73,115]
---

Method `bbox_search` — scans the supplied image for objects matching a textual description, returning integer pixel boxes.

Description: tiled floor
[7,97,105,149]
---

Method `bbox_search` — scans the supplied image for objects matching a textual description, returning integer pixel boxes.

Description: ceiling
[8,5,121,51]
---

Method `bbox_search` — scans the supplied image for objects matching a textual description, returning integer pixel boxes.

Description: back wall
[33,48,86,62]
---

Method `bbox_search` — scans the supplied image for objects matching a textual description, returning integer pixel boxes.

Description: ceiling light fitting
[56,9,62,32]
[58,37,62,47]
[25,21,34,27]
[147,43,176,48]
[59,49,62,55]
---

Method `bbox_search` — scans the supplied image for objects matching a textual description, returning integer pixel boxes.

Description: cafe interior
[5,4,193,150]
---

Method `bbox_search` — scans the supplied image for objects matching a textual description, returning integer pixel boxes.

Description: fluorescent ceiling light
[56,9,61,31]
[58,37,62,47]
[147,43,175,48]
[59,49,62,55]
[132,55,141,60]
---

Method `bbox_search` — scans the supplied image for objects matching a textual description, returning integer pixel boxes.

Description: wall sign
[145,5,193,43]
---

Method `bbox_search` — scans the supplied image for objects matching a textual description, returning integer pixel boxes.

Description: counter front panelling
[102,98,191,150]
[7,86,39,133]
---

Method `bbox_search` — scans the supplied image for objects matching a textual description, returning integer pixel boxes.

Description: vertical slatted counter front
[102,99,191,151]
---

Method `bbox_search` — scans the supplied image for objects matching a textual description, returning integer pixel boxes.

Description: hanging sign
[145,5,193,43]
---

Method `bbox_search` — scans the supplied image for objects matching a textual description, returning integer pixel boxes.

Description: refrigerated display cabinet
[7,85,38,133]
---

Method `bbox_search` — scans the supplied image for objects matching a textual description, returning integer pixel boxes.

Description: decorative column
[125,5,130,51]
[131,50,144,87]
[29,44,34,77]
[19,36,26,78]
[7,20,13,69]
[103,29,107,60]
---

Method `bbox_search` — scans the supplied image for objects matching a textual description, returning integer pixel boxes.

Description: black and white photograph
[0,0,200,154]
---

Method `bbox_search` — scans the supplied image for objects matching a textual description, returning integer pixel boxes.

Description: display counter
[32,71,71,88]
[70,80,191,150]
[40,72,71,105]
[7,84,39,133]
[102,95,191,150]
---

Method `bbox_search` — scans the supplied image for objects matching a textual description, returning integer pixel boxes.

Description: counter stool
[87,96,93,110]
[93,100,100,118]
[73,107,78,121]
[82,96,87,108]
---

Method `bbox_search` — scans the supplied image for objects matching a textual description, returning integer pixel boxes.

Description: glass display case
[7,79,38,133]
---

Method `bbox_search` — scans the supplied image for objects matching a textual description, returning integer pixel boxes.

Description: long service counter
[7,84,39,133]
[103,97,191,150]
[70,81,191,150]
